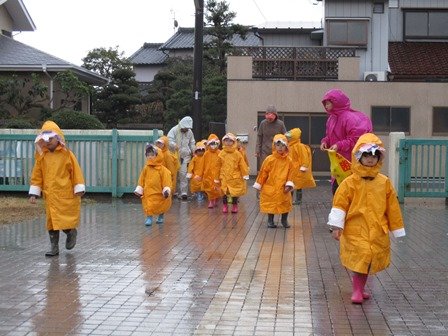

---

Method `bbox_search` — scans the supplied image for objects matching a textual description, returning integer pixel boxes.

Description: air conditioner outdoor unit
[364,71,387,82]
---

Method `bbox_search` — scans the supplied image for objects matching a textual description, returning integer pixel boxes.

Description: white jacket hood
[179,116,193,129]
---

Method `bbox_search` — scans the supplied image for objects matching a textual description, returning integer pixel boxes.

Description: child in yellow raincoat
[198,134,223,208]
[134,144,172,226]
[327,133,405,304]
[285,128,316,205]
[29,121,85,257]
[186,141,206,202]
[216,133,249,213]
[253,134,295,228]
[236,137,250,170]
[156,136,180,196]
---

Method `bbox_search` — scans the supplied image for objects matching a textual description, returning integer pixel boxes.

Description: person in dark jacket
[255,105,286,169]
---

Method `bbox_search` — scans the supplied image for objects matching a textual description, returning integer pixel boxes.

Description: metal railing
[233,46,357,80]
[0,129,160,197]
[398,138,448,202]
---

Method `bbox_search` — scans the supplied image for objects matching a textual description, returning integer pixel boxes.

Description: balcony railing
[233,46,356,80]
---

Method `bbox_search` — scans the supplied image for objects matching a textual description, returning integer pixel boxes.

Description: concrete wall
[227,56,448,176]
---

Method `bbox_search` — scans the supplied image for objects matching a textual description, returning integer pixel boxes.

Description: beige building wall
[227,56,448,176]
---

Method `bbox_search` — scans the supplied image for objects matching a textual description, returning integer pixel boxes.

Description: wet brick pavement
[0,181,448,335]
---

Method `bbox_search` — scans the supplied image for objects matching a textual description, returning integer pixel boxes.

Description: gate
[397,138,448,202]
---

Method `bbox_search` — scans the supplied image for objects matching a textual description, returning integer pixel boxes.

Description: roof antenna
[171,9,178,32]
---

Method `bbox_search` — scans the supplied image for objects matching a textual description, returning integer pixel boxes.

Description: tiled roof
[160,27,261,50]
[129,43,168,65]
[388,42,448,81]
[0,35,107,85]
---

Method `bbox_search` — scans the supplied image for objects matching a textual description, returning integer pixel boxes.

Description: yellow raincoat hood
[285,128,301,146]
[34,120,66,155]
[272,134,289,157]
[222,133,237,153]
[351,133,384,179]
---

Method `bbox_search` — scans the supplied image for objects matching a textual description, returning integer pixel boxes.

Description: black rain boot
[63,229,77,250]
[281,213,290,228]
[267,214,276,228]
[45,230,60,257]
[295,189,302,205]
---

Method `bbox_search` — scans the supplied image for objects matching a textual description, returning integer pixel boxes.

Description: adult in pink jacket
[320,89,372,193]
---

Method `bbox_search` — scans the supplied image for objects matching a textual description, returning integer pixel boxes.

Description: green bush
[3,119,34,129]
[50,109,105,129]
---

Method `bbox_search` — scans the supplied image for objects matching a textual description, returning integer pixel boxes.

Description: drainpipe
[42,63,54,109]
[253,27,264,46]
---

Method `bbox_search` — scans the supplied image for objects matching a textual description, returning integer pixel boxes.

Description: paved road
[0,181,447,335]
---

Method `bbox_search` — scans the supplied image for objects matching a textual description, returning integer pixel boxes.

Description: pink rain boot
[231,204,238,213]
[222,204,228,213]
[351,273,364,304]
[359,273,370,299]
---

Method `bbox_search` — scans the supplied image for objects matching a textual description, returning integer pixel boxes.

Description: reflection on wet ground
[1,182,448,335]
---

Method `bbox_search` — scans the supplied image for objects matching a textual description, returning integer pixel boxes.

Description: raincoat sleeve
[188,131,196,154]
[29,156,43,196]
[327,180,352,229]
[135,166,147,195]
[253,157,271,189]
[239,153,249,179]
[187,157,195,178]
[69,151,85,194]
[385,179,406,237]
[161,167,173,195]
[167,126,177,148]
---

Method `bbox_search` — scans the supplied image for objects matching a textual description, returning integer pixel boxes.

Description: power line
[251,0,267,22]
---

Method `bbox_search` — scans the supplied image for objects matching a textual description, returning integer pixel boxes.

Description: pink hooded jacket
[320,89,372,161]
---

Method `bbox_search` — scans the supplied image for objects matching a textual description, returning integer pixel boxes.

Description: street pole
[193,0,204,140]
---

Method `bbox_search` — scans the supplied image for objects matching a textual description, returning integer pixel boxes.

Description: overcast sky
[15,0,323,66]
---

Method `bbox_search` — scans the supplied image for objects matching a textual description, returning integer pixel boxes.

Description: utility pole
[193,0,204,140]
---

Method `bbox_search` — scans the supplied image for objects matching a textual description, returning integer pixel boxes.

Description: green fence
[398,138,448,202]
[0,129,160,197]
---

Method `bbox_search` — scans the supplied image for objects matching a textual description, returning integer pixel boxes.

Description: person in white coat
[167,116,196,199]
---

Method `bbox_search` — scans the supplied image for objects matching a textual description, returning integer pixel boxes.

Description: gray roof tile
[0,35,107,84]
[129,43,168,65]
[160,27,261,50]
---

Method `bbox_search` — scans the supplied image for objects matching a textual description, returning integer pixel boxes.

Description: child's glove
[29,195,37,204]
[163,190,170,198]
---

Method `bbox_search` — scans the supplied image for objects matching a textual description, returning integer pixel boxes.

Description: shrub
[3,119,34,129]
[50,109,105,129]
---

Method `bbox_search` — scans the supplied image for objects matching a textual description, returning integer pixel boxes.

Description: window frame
[403,9,448,40]
[432,107,448,136]
[326,19,369,47]
[371,106,411,134]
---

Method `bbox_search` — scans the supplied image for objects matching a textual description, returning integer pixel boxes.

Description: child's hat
[222,133,236,142]
[354,143,385,161]
[145,143,158,156]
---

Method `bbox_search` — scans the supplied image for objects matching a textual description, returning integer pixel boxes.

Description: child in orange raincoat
[253,134,295,228]
[216,133,249,213]
[134,144,172,226]
[327,133,405,304]
[198,134,223,208]
[285,128,316,205]
[156,136,180,197]
[186,141,206,202]
[29,121,85,257]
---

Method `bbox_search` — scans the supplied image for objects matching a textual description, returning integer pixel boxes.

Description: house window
[371,106,410,133]
[433,107,448,135]
[404,10,448,40]
[373,3,384,14]
[326,19,368,46]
